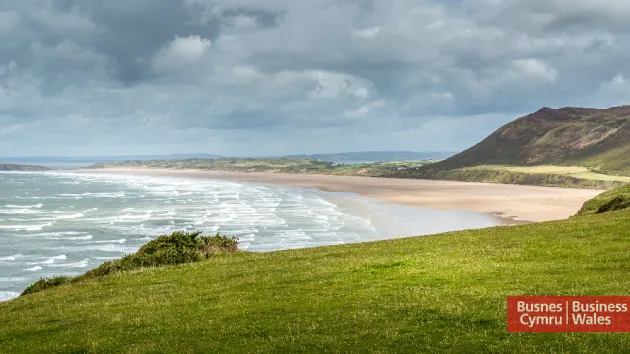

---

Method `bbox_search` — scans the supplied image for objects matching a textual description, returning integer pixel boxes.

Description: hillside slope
[434,106,630,175]
[2,208,630,353]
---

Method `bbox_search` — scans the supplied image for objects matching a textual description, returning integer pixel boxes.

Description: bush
[22,232,238,296]
[22,276,72,296]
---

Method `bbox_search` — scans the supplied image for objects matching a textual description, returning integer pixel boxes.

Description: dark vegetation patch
[367,260,409,271]
[21,232,238,296]
[0,164,51,171]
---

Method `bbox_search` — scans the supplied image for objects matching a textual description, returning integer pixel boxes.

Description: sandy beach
[68,169,604,222]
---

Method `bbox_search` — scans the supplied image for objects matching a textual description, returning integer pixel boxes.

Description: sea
[0,171,502,301]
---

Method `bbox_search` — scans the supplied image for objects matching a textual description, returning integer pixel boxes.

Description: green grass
[405,167,627,189]
[2,210,630,353]
[577,184,630,216]
[463,165,630,182]
[571,145,630,176]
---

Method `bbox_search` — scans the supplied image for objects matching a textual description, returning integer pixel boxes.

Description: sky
[1,0,630,157]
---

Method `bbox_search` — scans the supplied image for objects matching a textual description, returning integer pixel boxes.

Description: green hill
[2,196,630,352]
[434,106,630,175]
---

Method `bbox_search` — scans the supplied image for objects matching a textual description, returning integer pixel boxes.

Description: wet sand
[69,169,604,223]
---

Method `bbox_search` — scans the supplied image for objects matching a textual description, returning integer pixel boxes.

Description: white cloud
[343,101,385,118]
[153,35,212,72]
[594,73,630,107]
[353,27,381,39]
[511,59,558,83]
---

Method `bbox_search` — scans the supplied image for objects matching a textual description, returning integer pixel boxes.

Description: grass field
[2,207,630,353]
[463,165,630,182]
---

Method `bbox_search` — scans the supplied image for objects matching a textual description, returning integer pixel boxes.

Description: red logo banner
[507,296,630,332]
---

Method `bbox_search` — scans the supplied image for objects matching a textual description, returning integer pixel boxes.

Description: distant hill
[0,154,224,164]
[434,106,630,175]
[283,151,454,164]
[0,154,226,170]
[0,163,51,171]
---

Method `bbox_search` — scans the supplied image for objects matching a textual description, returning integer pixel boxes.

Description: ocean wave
[133,236,153,242]
[64,235,93,240]
[24,212,86,222]
[0,209,42,215]
[89,238,126,244]
[0,291,21,302]
[48,259,89,268]
[64,244,137,253]
[51,212,85,220]
[56,192,125,199]
[92,256,119,260]
[24,232,93,240]
[0,222,54,231]
[0,254,23,261]
[113,212,153,223]
[27,231,85,237]
[4,203,43,209]
[28,255,67,265]
[0,277,30,282]
[24,266,43,271]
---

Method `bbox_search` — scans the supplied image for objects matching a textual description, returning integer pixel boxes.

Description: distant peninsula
[87,158,437,175]
[0,163,52,171]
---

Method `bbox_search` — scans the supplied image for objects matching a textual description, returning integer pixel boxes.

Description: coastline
[65,168,604,223]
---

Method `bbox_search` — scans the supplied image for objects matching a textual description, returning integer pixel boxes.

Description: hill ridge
[434,105,630,174]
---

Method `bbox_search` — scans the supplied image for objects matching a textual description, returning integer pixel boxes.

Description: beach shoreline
[64,168,604,223]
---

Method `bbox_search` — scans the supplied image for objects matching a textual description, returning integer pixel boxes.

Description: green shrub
[21,232,238,296]
[21,276,72,296]
[199,233,239,255]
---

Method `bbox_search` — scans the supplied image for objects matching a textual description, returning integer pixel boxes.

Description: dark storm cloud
[1,0,630,156]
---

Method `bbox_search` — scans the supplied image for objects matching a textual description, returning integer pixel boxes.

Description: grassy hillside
[2,208,630,353]
[577,184,630,216]
[405,165,629,190]
[284,151,454,163]
[434,106,630,174]
[0,163,51,171]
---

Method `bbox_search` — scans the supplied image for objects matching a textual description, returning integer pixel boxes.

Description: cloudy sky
[1,0,629,157]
